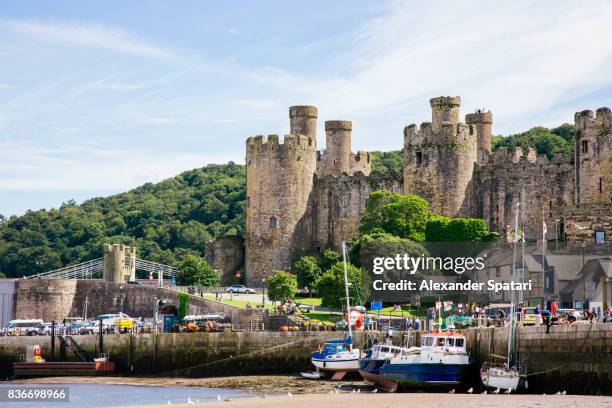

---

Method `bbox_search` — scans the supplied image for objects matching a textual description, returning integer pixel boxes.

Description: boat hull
[311,358,360,372]
[380,363,472,390]
[481,367,524,391]
[359,359,398,392]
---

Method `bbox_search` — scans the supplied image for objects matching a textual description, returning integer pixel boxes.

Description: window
[599,177,604,193]
[416,152,423,165]
[495,267,501,278]
[436,337,445,347]
[455,338,464,347]
[446,338,455,347]
[581,140,588,154]
[269,216,277,229]
[380,347,389,353]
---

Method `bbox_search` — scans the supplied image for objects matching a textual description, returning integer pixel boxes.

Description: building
[233,97,611,285]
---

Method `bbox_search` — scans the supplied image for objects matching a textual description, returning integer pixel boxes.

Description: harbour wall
[0,325,609,395]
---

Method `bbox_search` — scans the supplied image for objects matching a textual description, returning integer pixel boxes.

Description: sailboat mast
[341,242,353,346]
[508,202,520,368]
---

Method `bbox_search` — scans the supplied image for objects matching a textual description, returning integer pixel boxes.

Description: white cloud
[235,99,278,109]
[0,19,174,60]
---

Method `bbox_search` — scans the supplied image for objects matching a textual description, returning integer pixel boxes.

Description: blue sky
[1,0,611,217]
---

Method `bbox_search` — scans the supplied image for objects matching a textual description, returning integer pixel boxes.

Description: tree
[267,271,297,301]
[369,150,403,175]
[318,249,341,273]
[360,190,429,242]
[177,255,220,287]
[315,262,369,309]
[492,126,574,159]
[425,215,497,243]
[178,292,189,323]
[292,256,321,289]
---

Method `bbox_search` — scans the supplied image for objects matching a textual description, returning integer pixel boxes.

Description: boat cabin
[369,344,404,360]
[421,333,467,354]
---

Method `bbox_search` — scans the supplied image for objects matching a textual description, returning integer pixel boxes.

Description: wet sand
[9,375,363,394]
[141,393,611,408]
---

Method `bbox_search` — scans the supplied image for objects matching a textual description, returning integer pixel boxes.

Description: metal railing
[25,258,178,280]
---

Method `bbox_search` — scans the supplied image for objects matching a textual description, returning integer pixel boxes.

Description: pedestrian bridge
[24,257,178,280]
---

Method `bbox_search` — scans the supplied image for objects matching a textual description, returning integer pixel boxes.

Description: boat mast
[508,202,520,368]
[341,242,353,348]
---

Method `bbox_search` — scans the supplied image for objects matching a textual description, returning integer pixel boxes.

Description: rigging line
[154,335,333,377]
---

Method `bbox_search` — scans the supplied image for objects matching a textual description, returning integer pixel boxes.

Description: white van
[6,319,44,336]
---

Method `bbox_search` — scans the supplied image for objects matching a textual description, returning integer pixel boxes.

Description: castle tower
[317,120,371,177]
[245,107,318,285]
[430,96,461,133]
[575,107,612,205]
[103,244,136,283]
[322,120,352,175]
[289,106,318,139]
[466,110,493,164]
[403,96,477,217]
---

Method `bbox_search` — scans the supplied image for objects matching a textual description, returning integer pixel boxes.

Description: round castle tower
[404,96,478,217]
[245,106,318,285]
[465,110,493,164]
[322,120,352,175]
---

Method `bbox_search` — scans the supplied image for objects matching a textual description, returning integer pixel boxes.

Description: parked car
[29,322,53,335]
[79,321,100,335]
[225,284,255,294]
[6,319,44,336]
[69,321,88,335]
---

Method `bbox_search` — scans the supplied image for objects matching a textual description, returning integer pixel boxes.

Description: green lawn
[295,297,322,307]
[366,306,425,318]
[202,294,275,310]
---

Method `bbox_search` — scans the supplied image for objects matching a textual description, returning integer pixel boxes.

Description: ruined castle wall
[466,111,493,164]
[471,147,575,241]
[317,121,371,177]
[245,133,317,285]
[205,236,244,285]
[311,173,401,253]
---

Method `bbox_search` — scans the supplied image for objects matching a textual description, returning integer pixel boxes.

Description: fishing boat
[481,202,527,392]
[309,242,361,377]
[359,343,420,392]
[380,331,475,391]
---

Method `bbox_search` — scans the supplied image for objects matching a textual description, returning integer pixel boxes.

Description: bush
[267,271,298,301]
[315,262,369,310]
[292,256,321,289]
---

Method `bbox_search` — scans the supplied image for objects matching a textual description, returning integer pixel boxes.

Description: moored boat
[359,343,419,392]
[380,332,475,391]
[311,337,360,372]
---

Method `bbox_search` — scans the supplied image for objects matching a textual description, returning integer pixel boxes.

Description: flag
[435,301,442,310]
[444,301,452,311]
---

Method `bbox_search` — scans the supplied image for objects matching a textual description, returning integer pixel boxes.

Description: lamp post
[261,277,266,307]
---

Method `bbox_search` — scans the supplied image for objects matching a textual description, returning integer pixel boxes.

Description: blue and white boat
[380,332,475,391]
[311,337,360,372]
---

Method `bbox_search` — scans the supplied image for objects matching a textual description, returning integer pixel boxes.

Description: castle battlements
[246,133,315,154]
[316,119,371,177]
[575,107,612,131]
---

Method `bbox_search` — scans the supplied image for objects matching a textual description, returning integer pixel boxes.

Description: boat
[309,242,361,377]
[380,331,475,391]
[480,202,527,392]
[359,343,420,392]
[311,337,361,372]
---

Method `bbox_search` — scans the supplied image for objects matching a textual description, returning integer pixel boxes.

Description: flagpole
[542,205,547,310]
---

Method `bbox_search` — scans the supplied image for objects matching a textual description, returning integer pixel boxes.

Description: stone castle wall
[205,236,244,285]
[470,147,575,241]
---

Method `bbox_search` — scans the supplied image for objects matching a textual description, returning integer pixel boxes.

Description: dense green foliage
[359,191,429,242]
[349,232,429,269]
[267,270,298,301]
[492,124,575,159]
[425,215,498,242]
[317,249,342,273]
[292,256,321,289]
[369,150,403,175]
[178,292,189,323]
[315,261,368,309]
[0,163,245,278]
[176,255,220,287]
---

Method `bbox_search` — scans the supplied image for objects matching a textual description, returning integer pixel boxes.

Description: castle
[212,97,612,286]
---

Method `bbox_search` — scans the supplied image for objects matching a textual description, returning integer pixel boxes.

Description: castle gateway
[239,97,611,285]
